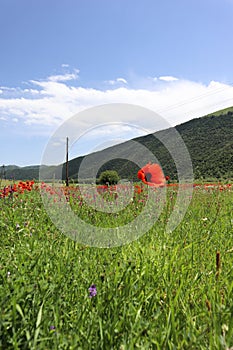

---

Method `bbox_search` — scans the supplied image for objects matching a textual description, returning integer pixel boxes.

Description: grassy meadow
[0,181,233,349]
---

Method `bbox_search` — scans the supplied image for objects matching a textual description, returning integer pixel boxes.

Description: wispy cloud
[159,76,179,82]
[47,69,79,82]
[116,77,128,84]
[107,77,128,85]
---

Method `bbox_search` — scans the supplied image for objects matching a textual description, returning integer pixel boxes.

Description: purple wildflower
[88,284,97,298]
[50,325,56,331]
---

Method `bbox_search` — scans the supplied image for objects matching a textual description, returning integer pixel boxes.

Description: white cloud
[22,88,40,95]
[106,77,128,85]
[159,76,179,82]
[0,71,233,137]
[116,77,128,84]
[47,69,79,82]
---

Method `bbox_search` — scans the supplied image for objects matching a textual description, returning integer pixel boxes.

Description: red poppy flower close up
[137,163,166,187]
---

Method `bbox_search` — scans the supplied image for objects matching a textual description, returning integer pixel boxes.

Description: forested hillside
[1,107,233,181]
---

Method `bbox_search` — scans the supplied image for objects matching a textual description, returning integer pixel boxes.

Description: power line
[156,81,233,114]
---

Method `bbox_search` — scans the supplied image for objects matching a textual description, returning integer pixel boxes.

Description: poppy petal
[137,163,165,187]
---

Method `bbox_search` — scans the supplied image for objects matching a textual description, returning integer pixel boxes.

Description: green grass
[0,179,12,187]
[205,106,233,117]
[0,185,233,349]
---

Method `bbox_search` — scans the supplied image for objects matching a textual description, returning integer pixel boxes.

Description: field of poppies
[0,180,233,349]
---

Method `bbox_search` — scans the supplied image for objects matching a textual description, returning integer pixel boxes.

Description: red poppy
[134,184,143,194]
[138,163,166,187]
[97,185,108,194]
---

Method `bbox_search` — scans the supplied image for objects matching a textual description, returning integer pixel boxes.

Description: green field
[0,183,233,349]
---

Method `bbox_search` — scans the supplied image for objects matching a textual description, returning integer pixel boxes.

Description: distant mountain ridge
[1,106,233,181]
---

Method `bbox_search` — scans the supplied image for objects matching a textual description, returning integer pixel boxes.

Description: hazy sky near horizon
[1,0,233,166]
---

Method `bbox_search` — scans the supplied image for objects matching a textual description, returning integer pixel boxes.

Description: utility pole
[65,137,69,187]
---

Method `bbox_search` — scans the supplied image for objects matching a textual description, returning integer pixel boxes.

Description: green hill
[175,108,233,179]
[1,107,233,181]
[63,107,233,182]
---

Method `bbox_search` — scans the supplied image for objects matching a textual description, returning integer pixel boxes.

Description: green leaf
[33,303,44,347]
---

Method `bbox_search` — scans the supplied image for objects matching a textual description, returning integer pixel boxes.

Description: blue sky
[1,0,233,166]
